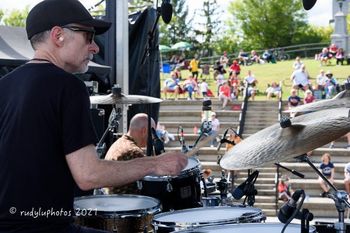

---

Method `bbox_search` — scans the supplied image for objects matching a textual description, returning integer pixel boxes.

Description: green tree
[228,0,307,49]
[1,7,29,27]
[193,0,222,56]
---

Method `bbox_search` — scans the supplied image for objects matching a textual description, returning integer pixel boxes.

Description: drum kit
[78,89,350,232]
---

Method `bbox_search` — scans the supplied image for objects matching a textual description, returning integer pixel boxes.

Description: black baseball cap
[26,0,111,39]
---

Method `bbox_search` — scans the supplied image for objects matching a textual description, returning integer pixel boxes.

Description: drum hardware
[216,170,229,205]
[232,170,259,207]
[295,154,350,233]
[177,125,188,153]
[274,162,305,178]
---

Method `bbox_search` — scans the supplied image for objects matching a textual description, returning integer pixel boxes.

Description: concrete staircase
[158,98,350,219]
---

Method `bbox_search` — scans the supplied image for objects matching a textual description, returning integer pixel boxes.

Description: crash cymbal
[90,93,162,105]
[285,89,350,114]
[220,108,350,170]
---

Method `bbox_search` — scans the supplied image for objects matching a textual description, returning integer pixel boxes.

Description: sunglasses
[62,26,96,44]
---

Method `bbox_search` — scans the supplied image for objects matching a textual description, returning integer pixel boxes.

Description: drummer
[0,1,187,233]
[104,113,156,194]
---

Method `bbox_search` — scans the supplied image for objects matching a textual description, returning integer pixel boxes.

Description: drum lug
[166,181,173,192]
[137,180,143,190]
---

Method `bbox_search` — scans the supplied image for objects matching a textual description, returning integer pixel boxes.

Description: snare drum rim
[152,206,263,229]
[143,157,201,181]
[74,194,161,217]
[173,223,317,233]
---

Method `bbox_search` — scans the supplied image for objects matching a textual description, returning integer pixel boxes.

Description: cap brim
[80,18,112,35]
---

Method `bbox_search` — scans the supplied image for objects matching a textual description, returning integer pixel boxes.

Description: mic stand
[275,163,305,178]
[216,170,228,205]
[296,154,350,233]
[96,105,121,158]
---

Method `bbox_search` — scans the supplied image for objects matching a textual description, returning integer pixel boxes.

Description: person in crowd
[219,81,231,109]
[163,72,181,100]
[319,47,330,66]
[262,49,274,63]
[199,78,209,99]
[201,63,211,80]
[189,54,200,81]
[156,122,175,144]
[214,60,226,95]
[174,67,182,80]
[183,74,198,100]
[290,64,311,91]
[238,49,250,66]
[105,113,156,194]
[324,70,338,99]
[266,82,282,100]
[292,56,303,70]
[329,43,338,58]
[329,132,350,149]
[244,70,258,100]
[303,89,315,104]
[250,50,262,64]
[0,1,188,232]
[220,51,229,68]
[209,112,220,147]
[335,47,345,66]
[344,162,350,194]
[229,72,241,99]
[318,153,335,197]
[278,175,293,202]
[229,59,241,75]
[287,89,301,117]
[315,69,327,99]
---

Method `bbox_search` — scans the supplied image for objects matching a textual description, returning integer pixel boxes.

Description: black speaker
[90,108,105,140]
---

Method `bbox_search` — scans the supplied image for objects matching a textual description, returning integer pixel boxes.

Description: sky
[0,0,333,27]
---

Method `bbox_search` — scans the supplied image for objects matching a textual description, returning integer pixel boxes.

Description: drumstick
[185,135,214,157]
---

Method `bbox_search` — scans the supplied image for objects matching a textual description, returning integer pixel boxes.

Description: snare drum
[140,157,202,211]
[152,206,265,233]
[174,223,316,233]
[74,194,160,233]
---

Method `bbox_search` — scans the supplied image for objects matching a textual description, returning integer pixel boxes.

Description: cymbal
[220,108,350,170]
[284,90,350,114]
[90,93,163,105]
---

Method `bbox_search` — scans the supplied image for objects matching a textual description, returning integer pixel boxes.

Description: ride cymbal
[220,108,350,170]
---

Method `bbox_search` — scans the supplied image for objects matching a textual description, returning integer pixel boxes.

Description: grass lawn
[160,58,350,100]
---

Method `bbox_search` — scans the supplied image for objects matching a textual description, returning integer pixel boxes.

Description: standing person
[220,51,229,68]
[292,56,303,70]
[318,153,335,197]
[209,112,220,147]
[189,55,199,81]
[199,78,209,99]
[104,113,156,194]
[0,1,188,233]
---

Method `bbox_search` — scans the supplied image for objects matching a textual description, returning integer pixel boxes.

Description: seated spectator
[163,72,181,100]
[244,70,258,101]
[303,89,315,104]
[199,78,209,99]
[174,67,182,80]
[278,175,293,202]
[292,56,303,70]
[316,69,327,91]
[229,72,241,99]
[238,49,250,66]
[344,162,350,194]
[156,123,175,144]
[318,153,334,197]
[209,112,220,147]
[250,50,262,64]
[290,64,311,91]
[329,43,338,58]
[229,60,241,75]
[319,47,330,66]
[262,49,274,63]
[324,70,338,99]
[266,82,281,99]
[213,60,226,78]
[287,89,301,117]
[183,75,198,100]
[335,48,345,66]
[219,81,232,109]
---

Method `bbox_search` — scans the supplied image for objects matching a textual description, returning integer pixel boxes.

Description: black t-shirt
[0,63,97,232]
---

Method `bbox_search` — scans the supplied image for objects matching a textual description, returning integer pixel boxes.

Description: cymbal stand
[296,154,350,233]
[95,106,121,158]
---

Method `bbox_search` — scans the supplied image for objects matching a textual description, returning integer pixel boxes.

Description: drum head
[153,206,262,227]
[74,194,160,215]
[175,223,316,233]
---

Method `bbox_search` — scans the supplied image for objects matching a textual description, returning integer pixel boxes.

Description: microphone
[151,127,165,155]
[232,170,259,199]
[302,0,317,10]
[217,128,238,151]
[161,0,173,24]
[178,126,188,153]
[278,189,313,223]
